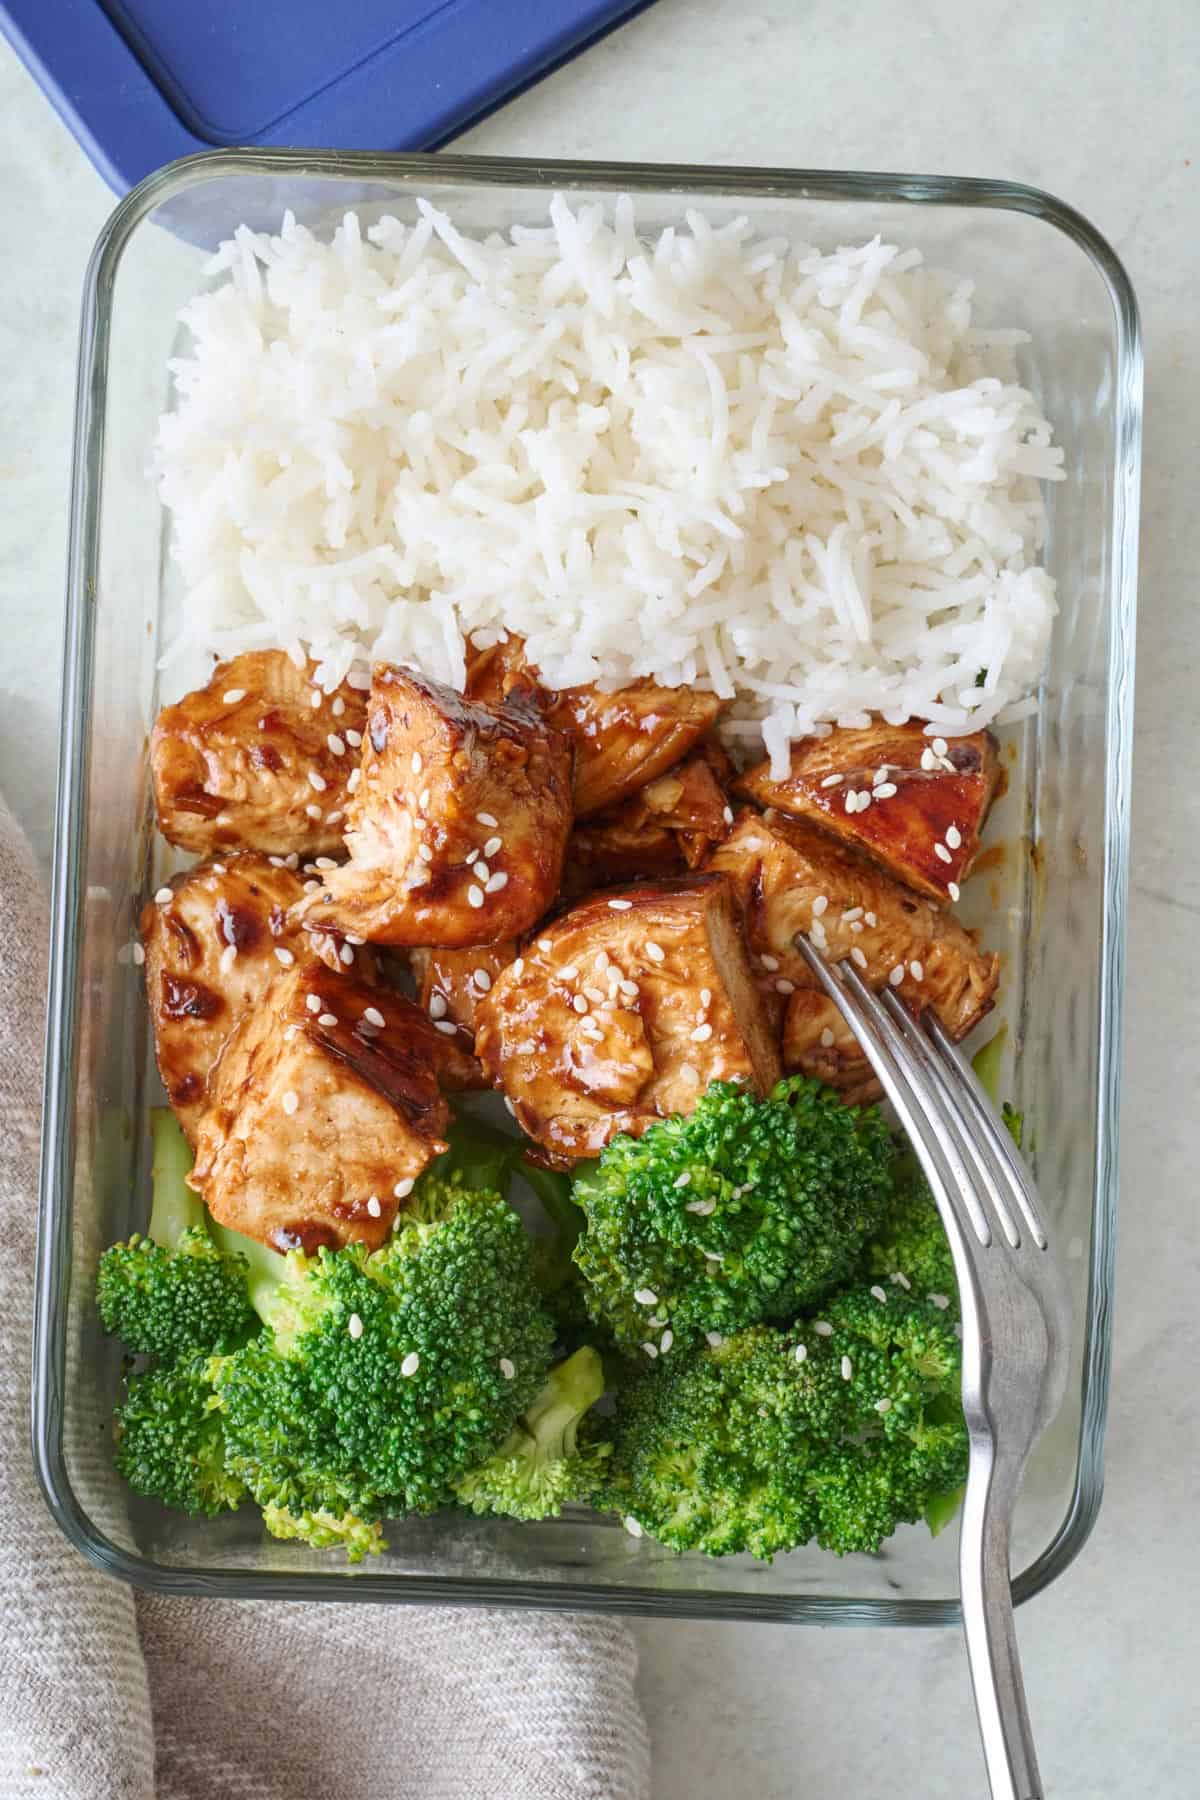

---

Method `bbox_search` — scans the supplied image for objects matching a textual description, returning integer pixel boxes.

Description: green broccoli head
[210,1177,558,1526]
[571,1078,895,1355]
[856,1149,959,1316]
[97,1110,259,1361]
[114,1356,246,1518]
[598,1285,966,1560]
[454,1346,612,1521]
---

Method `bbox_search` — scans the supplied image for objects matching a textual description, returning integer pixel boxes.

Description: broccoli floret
[598,1285,966,1560]
[97,1109,260,1360]
[260,1501,384,1563]
[454,1347,612,1521]
[114,1355,246,1517]
[571,1078,894,1354]
[519,1159,597,1350]
[211,1172,558,1529]
[856,1149,959,1315]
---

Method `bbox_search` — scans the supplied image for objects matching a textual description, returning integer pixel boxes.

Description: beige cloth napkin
[0,796,650,1800]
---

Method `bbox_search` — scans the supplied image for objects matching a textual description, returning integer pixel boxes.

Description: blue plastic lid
[1,0,652,194]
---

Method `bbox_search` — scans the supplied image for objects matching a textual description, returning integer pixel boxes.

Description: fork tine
[877,989,1025,1252]
[791,936,989,1251]
[926,1017,1049,1251]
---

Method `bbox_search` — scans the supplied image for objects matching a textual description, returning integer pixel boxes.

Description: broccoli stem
[149,1108,287,1326]
[148,1108,206,1247]
[523,1345,604,1445]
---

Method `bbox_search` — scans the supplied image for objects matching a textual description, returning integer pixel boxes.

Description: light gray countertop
[1,5,1196,1794]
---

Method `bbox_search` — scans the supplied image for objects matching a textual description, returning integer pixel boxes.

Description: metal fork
[794,937,1070,1800]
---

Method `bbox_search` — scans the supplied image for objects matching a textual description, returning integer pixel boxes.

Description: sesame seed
[219,944,236,974]
[706,1331,724,1348]
[393,1177,415,1199]
[946,824,963,850]
[487,870,510,894]
[722,805,734,825]
[620,979,640,999]
[872,765,889,786]
[850,921,864,934]
[583,985,605,1004]
[928,1292,951,1310]
[932,737,948,756]
[572,995,589,1015]
[153,885,173,905]
[269,855,285,867]
[842,907,863,922]
[774,978,795,996]
[363,1006,385,1028]
[812,895,829,917]
[920,748,937,771]
[348,1312,364,1339]
[499,1357,516,1380]
[593,949,610,971]
[345,728,363,748]
[690,1022,714,1042]
[222,688,246,704]
[875,1397,892,1413]
[416,843,434,863]
[871,1285,888,1304]
[674,1171,692,1188]
[308,687,322,707]
[814,1321,833,1337]
[608,898,632,911]
[281,1090,299,1115]
[474,812,498,829]
[512,958,525,978]
[865,911,877,926]
[283,1024,299,1042]
[340,944,356,967]
[410,752,423,775]
[820,1027,835,1048]
[400,1352,421,1377]
[874,780,898,798]
[366,1196,381,1218]
[212,862,227,874]
[580,1024,604,1042]
[131,942,146,966]
[820,774,843,788]
[890,1270,912,1290]
[314,856,337,870]
[306,993,323,1015]
[304,803,322,820]
[889,964,905,986]
[760,953,780,971]
[332,696,345,717]
[934,842,953,864]
[635,1288,659,1306]
[641,1343,659,1360]
[307,770,327,792]
[417,788,430,813]
[318,1011,337,1027]
[686,1198,716,1216]
[347,768,361,793]
[794,1343,808,1363]
[472,861,490,883]
[538,938,554,952]
[483,836,503,858]
[660,1329,674,1353]
[700,987,712,1007]
[274,947,295,967]
[473,968,493,992]
[850,947,868,969]
[910,960,924,981]
[624,1516,644,1537]
[948,881,961,902]
[841,1356,853,1380]
[435,1019,458,1036]
[644,941,665,963]
[327,734,345,756]
[845,792,858,814]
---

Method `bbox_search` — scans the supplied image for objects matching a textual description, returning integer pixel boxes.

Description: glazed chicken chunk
[707,811,999,1040]
[409,940,518,1078]
[564,750,735,895]
[299,665,573,949]
[474,874,781,1164]
[781,990,881,1106]
[736,721,999,905]
[150,650,368,858]
[140,851,371,1141]
[189,960,474,1254]
[466,636,726,817]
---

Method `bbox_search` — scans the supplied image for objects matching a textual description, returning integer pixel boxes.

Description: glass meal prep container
[35,149,1140,1621]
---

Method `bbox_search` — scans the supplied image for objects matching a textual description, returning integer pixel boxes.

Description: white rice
[155,198,1063,769]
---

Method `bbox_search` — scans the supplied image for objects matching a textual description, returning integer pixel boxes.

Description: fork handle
[959,1449,1044,1800]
